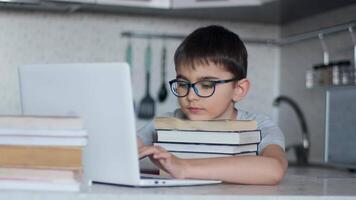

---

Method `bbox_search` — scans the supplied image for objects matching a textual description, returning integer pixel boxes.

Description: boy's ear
[232,78,250,102]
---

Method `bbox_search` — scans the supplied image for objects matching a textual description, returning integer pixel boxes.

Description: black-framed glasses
[169,78,238,98]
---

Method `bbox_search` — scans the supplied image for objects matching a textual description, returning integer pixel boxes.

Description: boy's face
[175,62,243,120]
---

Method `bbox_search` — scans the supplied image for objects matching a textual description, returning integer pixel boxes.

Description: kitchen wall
[0,10,280,129]
[279,4,356,163]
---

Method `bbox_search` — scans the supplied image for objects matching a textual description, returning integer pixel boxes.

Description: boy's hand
[136,136,144,149]
[139,145,187,179]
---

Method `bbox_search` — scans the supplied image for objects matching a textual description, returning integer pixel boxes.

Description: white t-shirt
[137,109,285,155]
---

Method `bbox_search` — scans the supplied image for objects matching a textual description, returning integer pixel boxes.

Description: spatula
[158,41,168,102]
[138,40,155,119]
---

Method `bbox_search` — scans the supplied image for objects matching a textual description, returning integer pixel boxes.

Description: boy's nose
[186,86,199,101]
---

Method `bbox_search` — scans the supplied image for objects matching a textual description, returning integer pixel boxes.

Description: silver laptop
[18,62,221,187]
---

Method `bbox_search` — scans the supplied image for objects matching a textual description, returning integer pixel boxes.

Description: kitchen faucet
[273,95,310,165]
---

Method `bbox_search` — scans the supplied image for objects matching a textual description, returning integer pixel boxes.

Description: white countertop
[1,165,356,200]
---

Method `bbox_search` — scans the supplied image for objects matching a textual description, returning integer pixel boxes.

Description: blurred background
[0,0,356,165]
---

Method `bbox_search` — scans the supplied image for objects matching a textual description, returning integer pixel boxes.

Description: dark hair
[174,25,248,79]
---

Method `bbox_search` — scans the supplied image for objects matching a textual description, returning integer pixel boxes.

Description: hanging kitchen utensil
[157,41,168,103]
[138,40,155,119]
[125,37,137,114]
[125,37,133,71]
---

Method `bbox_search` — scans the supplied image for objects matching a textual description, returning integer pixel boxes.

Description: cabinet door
[172,0,275,8]
[95,0,170,9]
[46,0,96,3]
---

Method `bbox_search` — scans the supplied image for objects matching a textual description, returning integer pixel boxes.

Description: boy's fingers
[155,145,168,152]
[138,146,164,159]
[153,151,173,160]
[138,146,155,158]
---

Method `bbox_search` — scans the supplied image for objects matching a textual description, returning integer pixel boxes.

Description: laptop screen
[19,62,142,185]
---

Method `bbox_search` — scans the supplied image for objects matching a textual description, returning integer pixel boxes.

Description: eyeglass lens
[171,80,215,97]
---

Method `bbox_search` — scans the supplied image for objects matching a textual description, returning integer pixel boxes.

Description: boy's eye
[177,82,188,88]
[199,81,214,89]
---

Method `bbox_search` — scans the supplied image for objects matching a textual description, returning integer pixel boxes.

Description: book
[0,129,87,137]
[0,180,80,191]
[0,167,77,181]
[0,145,82,170]
[154,142,258,154]
[0,135,88,146]
[154,117,257,132]
[0,167,80,191]
[0,168,81,192]
[156,129,261,145]
[172,151,257,159]
[0,115,83,130]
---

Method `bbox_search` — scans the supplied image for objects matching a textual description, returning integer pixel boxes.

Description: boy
[137,25,287,185]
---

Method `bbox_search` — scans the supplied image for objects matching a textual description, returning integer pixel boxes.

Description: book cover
[154,117,257,132]
[156,130,261,145]
[0,115,83,130]
[0,146,82,169]
[154,142,258,154]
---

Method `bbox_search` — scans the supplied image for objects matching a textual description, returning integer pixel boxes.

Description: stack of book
[153,117,261,159]
[0,115,88,191]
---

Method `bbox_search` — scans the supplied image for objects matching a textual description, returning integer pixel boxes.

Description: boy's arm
[183,144,287,185]
[137,136,144,148]
[139,144,287,185]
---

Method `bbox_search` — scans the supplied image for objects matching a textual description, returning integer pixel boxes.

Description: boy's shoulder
[237,109,267,120]
[237,109,276,129]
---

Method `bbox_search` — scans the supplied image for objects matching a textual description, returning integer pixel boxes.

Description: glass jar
[332,63,340,86]
[306,69,315,88]
[338,60,352,85]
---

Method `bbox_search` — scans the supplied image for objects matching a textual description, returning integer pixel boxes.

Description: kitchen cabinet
[94,0,170,9]
[171,0,275,8]
[46,0,95,3]
[63,0,274,9]
[10,0,271,8]
[1,0,354,25]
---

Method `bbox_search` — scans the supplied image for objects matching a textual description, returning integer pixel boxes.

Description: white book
[154,142,258,154]
[0,167,80,191]
[0,115,83,130]
[0,129,87,137]
[0,179,80,191]
[157,130,261,145]
[172,151,257,159]
[0,167,76,181]
[0,136,87,146]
